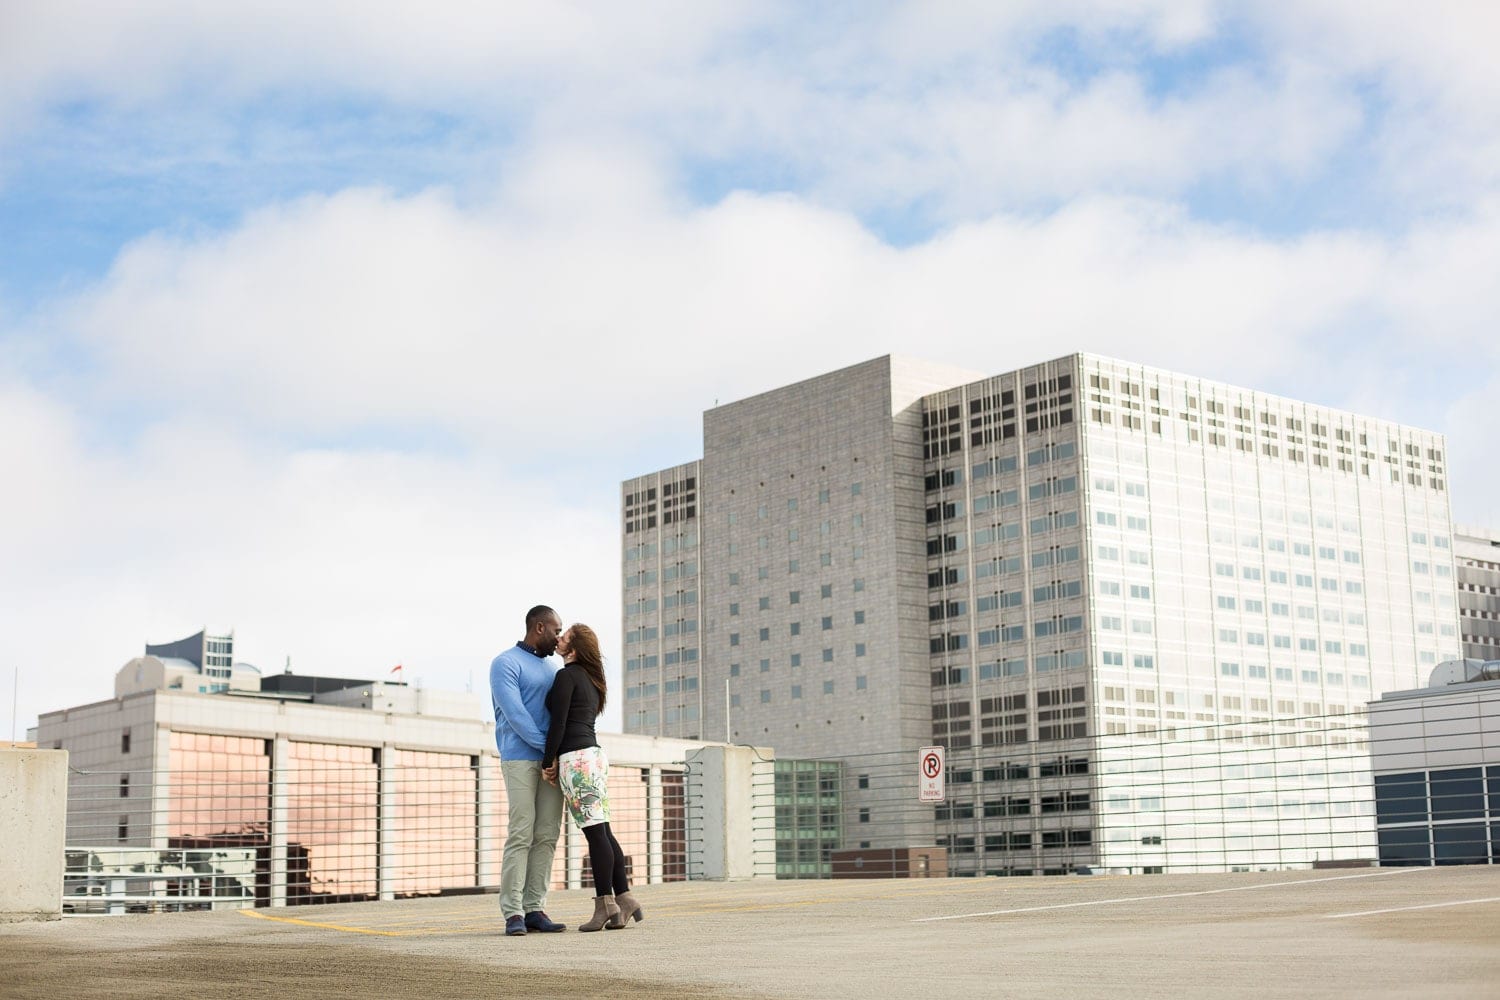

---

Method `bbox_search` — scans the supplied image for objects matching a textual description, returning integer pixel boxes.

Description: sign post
[918,745,945,803]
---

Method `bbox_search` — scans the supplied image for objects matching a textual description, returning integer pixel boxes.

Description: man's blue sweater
[489,642,558,760]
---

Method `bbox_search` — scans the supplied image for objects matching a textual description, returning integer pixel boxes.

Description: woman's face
[556,628,574,659]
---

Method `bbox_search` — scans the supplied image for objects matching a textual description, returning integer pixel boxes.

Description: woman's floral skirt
[558,745,611,828]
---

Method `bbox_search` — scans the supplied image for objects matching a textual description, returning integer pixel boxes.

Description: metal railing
[55,703,1500,911]
[61,755,689,914]
[755,706,1499,878]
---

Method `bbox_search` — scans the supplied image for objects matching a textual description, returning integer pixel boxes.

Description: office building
[622,353,1463,872]
[1456,525,1500,659]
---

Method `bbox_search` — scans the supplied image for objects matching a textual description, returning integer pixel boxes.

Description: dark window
[1377,826,1430,867]
[1433,823,1487,866]
[1374,772,1427,825]
[119,776,129,798]
[1430,768,1485,821]
[121,730,131,754]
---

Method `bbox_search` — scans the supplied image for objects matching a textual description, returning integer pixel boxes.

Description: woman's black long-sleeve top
[542,663,600,769]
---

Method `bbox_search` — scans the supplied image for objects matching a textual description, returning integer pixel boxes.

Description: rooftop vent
[1428,659,1500,687]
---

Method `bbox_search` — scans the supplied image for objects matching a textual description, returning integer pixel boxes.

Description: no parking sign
[919,745,945,803]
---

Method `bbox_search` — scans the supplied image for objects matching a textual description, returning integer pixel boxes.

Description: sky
[3,1,1498,739]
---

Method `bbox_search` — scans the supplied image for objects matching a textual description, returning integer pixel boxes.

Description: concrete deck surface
[3,866,1499,999]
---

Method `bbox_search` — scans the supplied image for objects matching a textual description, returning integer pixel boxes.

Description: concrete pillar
[685,745,770,881]
[475,756,497,888]
[565,816,585,890]
[377,745,395,902]
[646,766,664,884]
[0,748,68,922]
[150,727,172,852]
[269,736,289,907]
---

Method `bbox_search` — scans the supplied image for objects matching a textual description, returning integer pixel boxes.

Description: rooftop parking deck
[4,867,1499,999]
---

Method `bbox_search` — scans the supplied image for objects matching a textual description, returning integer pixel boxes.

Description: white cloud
[4,1,1483,218]
[51,173,1478,455]
[0,382,622,739]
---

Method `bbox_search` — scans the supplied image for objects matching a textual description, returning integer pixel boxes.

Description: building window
[121,730,131,754]
[119,776,130,798]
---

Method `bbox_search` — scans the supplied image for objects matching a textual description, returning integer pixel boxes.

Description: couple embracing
[489,605,643,935]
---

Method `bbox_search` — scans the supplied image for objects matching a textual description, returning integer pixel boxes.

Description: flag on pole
[390,664,403,674]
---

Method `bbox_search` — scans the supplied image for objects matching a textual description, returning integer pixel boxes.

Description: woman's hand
[542,763,558,785]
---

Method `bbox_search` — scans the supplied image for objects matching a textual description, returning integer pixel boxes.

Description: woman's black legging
[583,822,630,897]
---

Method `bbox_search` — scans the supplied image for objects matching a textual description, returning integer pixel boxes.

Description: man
[490,604,567,936]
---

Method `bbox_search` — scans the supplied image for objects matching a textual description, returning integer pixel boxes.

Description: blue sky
[2,1,1498,735]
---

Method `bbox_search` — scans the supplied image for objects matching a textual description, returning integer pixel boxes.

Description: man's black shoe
[525,910,566,932]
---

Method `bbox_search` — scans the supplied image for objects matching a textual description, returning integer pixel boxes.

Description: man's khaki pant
[499,758,564,918]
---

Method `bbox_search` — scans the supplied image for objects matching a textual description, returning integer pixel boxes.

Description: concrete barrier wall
[0,748,69,921]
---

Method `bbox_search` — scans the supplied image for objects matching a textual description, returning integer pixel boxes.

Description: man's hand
[542,764,558,784]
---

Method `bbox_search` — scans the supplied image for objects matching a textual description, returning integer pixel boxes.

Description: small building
[1367,658,1500,866]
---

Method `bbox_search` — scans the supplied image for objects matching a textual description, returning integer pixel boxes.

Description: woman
[541,623,643,931]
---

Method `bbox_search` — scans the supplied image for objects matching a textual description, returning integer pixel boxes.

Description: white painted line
[1323,895,1500,919]
[913,868,1427,923]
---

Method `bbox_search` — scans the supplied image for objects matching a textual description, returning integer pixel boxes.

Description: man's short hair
[525,605,557,630]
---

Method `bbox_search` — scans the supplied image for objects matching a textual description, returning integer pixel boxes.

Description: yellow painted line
[237,909,407,936]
